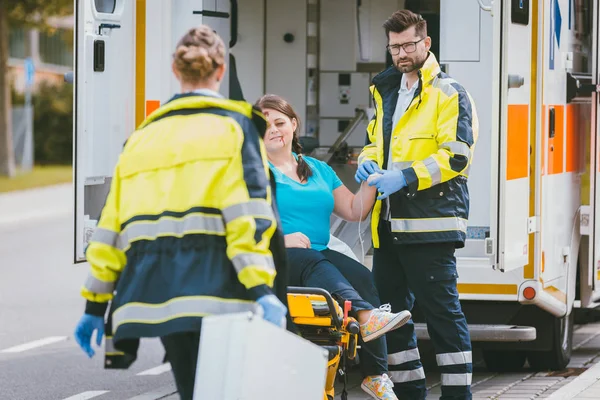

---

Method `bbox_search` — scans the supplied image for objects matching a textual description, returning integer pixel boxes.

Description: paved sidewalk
[547,360,600,399]
[0,183,71,229]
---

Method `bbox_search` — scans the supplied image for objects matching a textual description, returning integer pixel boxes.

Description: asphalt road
[0,213,176,400]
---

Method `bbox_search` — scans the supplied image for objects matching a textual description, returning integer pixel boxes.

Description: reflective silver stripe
[391,217,468,233]
[105,337,122,354]
[436,351,472,366]
[388,348,421,365]
[389,367,426,383]
[222,201,275,223]
[120,214,225,249]
[434,77,459,98]
[105,337,115,353]
[231,253,275,274]
[441,141,471,158]
[91,227,119,247]
[84,273,115,294]
[423,157,442,186]
[391,161,414,171]
[441,373,472,386]
[112,296,258,330]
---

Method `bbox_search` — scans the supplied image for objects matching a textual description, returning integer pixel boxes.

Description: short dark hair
[383,10,427,38]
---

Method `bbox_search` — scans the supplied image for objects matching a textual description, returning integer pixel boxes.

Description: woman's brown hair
[173,25,225,83]
[255,94,313,183]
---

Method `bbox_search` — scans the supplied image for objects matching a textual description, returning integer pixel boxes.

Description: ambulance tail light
[523,287,536,300]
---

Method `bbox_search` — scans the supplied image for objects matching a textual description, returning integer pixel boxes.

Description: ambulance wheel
[527,311,573,371]
[482,350,526,372]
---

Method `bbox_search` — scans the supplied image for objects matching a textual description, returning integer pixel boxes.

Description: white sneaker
[361,374,398,400]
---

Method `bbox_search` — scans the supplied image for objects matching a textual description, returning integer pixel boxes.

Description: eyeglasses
[386,37,426,55]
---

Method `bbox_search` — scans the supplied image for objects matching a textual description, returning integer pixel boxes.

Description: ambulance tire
[527,311,574,371]
[482,350,527,372]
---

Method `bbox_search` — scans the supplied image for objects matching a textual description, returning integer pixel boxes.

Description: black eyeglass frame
[386,37,426,55]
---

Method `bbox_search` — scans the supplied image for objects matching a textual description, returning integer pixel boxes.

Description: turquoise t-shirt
[270,155,343,251]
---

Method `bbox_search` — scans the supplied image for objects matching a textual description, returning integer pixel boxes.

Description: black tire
[527,311,574,371]
[483,350,527,372]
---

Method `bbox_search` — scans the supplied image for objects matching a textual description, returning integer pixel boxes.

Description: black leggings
[286,248,388,376]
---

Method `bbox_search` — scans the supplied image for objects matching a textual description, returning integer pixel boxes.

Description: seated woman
[256,94,411,400]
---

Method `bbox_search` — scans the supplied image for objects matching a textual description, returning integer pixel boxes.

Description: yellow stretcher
[287,287,360,400]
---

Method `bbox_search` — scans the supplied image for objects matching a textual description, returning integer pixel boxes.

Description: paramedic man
[355,10,479,400]
[73,25,287,400]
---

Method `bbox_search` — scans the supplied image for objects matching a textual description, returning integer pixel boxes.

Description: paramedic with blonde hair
[73,25,288,400]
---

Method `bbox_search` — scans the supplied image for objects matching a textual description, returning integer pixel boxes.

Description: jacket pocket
[408,132,435,140]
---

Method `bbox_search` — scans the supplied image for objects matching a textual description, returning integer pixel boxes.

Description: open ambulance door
[73,0,136,263]
[495,0,539,274]
[588,0,600,304]
[73,0,233,263]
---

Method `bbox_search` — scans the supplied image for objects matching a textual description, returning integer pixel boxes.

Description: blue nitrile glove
[355,160,381,183]
[368,170,407,200]
[256,294,287,328]
[74,314,105,358]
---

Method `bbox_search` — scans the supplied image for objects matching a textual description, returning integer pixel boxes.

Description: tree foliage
[7,0,73,29]
[0,0,73,176]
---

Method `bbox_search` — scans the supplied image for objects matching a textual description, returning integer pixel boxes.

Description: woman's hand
[284,232,311,248]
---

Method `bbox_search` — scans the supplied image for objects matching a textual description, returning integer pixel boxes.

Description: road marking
[1,336,67,353]
[137,363,172,376]
[126,385,177,400]
[61,391,109,400]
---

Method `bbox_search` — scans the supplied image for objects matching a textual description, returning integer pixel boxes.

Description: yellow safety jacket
[359,53,479,248]
[80,93,286,362]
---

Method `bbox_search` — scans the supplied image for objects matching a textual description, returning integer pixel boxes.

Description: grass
[0,165,72,193]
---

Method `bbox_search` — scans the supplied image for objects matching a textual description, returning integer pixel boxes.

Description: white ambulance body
[73,0,600,371]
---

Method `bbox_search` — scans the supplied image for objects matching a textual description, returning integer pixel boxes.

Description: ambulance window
[95,0,116,14]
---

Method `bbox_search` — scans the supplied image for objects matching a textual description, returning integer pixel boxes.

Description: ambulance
[72,0,600,372]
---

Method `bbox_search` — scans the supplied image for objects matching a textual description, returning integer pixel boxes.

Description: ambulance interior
[231,0,495,263]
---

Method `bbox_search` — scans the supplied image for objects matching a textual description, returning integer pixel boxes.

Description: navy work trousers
[373,221,472,400]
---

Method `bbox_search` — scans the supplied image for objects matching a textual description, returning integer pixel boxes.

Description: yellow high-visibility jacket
[359,53,479,248]
[81,93,284,355]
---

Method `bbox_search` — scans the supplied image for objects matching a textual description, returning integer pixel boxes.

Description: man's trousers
[373,221,473,400]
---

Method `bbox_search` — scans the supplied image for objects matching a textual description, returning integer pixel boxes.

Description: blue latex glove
[74,314,105,358]
[256,295,287,328]
[355,160,381,183]
[368,170,407,200]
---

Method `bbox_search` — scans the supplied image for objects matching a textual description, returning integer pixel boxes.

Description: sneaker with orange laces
[360,304,411,342]
[361,374,398,400]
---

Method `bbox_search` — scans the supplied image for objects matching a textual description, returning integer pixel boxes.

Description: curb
[546,361,600,399]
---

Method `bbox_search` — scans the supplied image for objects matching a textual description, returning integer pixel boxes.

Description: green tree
[0,0,73,177]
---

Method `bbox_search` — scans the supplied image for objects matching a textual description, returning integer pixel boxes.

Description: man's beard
[395,55,426,73]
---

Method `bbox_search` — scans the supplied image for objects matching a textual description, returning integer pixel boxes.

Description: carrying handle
[229,0,238,48]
